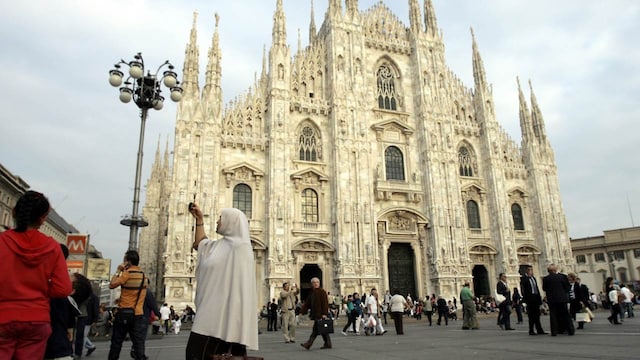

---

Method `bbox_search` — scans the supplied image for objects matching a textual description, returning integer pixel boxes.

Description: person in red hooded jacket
[0,191,72,359]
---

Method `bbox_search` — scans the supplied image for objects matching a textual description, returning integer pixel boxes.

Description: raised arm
[188,203,207,250]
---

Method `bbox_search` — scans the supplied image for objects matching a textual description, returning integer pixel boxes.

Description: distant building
[0,162,115,303]
[0,162,79,241]
[571,226,640,292]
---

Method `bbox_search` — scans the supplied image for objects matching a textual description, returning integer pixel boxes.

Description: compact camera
[188,202,195,211]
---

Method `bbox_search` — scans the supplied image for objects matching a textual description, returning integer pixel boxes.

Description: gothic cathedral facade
[139,0,572,308]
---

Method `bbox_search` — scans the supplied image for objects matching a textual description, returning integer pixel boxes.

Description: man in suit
[542,263,574,336]
[496,273,514,330]
[520,265,547,335]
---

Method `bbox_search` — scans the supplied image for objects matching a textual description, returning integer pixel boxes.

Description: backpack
[617,291,626,304]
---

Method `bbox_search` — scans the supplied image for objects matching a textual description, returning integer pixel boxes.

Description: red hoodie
[0,229,72,324]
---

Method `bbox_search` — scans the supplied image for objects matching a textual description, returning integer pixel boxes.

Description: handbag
[495,291,506,306]
[116,308,135,325]
[366,315,377,328]
[315,318,334,334]
[578,310,592,323]
[585,307,595,321]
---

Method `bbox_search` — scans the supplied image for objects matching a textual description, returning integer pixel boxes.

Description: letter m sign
[67,234,88,255]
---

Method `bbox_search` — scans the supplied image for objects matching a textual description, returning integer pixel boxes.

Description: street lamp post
[108,53,183,250]
[608,251,617,280]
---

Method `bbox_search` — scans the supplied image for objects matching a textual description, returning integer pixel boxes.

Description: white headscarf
[192,208,258,350]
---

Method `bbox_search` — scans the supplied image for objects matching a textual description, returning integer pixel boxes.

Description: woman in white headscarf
[186,204,258,359]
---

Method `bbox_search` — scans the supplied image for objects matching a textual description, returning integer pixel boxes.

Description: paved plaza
[87,310,638,360]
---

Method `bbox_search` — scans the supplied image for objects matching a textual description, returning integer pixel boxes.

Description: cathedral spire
[163,135,170,178]
[203,13,222,118]
[297,28,302,54]
[345,0,358,17]
[151,135,162,179]
[328,0,342,19]
[424,0,438,36]
[309,0,317,44]
[180,11,201,103]
[261,45,267,79]
[471,28,488,92]
[517,77,533,143]
[272,0,287,48]
[529,80,548,142]
[409,0,423,33]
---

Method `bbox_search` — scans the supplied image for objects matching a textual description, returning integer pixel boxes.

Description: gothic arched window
[466,200,481,229]
[458,146,476,177]
[385,146,405,181]
[301,188,319,222]
[233,184,252,219]
[511,203,525,230]
[299,125,319,161]
[377,64,397,111]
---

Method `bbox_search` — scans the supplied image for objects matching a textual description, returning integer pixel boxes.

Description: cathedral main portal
[299,264,322,302]
[387,243,416,297]
[472,265,490,297]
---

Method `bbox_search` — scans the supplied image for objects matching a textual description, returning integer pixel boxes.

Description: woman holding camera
[185,204,258,359]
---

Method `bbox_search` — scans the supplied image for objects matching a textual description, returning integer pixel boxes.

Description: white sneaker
[341,331,347,336]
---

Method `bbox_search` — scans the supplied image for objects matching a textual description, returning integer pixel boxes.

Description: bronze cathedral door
[387,243,416,297]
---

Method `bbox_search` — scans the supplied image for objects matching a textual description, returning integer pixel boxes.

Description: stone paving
[87,310,638,360]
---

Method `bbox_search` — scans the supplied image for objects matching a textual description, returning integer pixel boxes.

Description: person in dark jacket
[131,288,160,360]
[82,292,99,356]
[436,296,448,326]
[496,273,514,330]
[45,244,80,359]
[567,272,589,329]
[71,273,94,358]
[542,264,574,336]
[520,265,547,335]
[300,277,332,350]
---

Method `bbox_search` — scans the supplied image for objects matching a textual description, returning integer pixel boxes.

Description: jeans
[624,302,634,317]
[108,315,146,360]
[84,324,95,351]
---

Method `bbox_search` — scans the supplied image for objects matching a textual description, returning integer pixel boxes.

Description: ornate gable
[461,183,487,202]
[290,168,329,190]
[222,163,264,189]
[362,3,410,54]
[371,118,414,144]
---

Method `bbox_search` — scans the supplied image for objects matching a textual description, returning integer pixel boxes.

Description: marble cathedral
[138,0,572,308]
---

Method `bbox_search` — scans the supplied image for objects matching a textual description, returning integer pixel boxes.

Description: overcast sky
[1,0,638,272]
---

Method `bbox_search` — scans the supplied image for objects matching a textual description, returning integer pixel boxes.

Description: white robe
[192,208,259,350]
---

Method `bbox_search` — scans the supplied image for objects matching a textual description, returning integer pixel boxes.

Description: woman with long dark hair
[0,191,72,359]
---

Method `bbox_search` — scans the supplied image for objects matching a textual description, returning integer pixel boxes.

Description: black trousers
[437,310,448,325]
[108,315,146,360]
[391,312,404,334]
[74,316,89,357]
[185,331,246,360]
[548,302,574,335]
[425,310,433,325]
[342,314,355,332]
[526,302,544,333]
[304,321,331,349]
